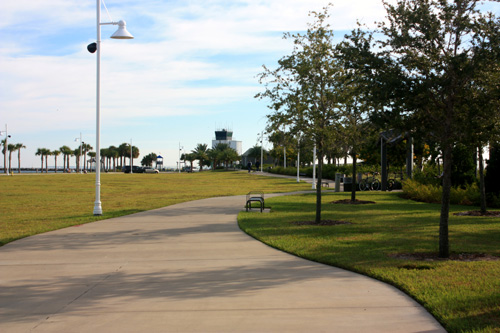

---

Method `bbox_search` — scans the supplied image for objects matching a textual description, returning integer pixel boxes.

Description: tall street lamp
[75,132,83,173]
[0,124,11,174]
[130,139,133,174]
[296,133,301,183]
[89,0,133,216]
[258,131,264,172]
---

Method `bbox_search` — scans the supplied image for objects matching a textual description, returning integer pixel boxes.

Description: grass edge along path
[0,171,311,246]
[238,191,500,333]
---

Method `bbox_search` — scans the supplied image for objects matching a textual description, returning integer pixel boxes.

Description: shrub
[402,179,480,206]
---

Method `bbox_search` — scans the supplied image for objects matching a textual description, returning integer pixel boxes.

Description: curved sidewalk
[0,195,445,332]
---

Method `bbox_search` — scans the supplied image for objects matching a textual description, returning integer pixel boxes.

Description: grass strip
[0,171,310,245]
[238,191,500,333]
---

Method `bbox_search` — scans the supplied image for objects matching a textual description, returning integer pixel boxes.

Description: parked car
[122,166,145,173]
[143,167,159,174]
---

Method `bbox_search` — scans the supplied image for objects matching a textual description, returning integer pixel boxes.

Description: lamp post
[130,139,133,174]
[178,143,183,173]
[259,131,264,172]
[75,133,83,173]
[90,0,133,216]
[296,133,301,183]
[0,124,11,174]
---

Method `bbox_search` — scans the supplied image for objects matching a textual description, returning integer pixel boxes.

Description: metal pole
[3,124,7,174]
[296,135,300,183]
[93,0,103,215]
[79,133,82,173]
[178,142,181,173]
[260,131,263,172]
[381,136,387,191]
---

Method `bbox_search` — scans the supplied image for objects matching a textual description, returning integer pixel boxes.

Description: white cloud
[0,0,403,167]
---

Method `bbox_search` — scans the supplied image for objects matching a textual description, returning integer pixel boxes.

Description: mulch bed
[292,220,352,226]
[453,210,500,217]
[389,252,500,262]
[330,199,376,205]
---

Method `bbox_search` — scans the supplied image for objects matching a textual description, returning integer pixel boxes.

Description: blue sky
[1,0,498,168]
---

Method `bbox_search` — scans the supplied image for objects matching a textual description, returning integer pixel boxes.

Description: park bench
[246,191,265,212]
[321,181,330,187]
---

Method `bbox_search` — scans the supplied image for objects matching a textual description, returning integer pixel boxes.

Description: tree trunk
[351,152,357,202]
[8,151,12,173]
[18,150,21,173]
[439,144,452,258]
[45,155,48,173]
[315,146,323,224]
[478,146,487,214]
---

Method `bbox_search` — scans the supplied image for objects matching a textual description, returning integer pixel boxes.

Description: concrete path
[0,194,445,332]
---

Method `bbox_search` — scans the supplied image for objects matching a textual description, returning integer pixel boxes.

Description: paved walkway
[0,194,445,332]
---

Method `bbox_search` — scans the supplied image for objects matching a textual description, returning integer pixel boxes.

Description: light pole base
[93,202,103,216]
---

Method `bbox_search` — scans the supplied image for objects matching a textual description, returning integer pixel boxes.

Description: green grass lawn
[0,171,311,245]
[238,192,500,333]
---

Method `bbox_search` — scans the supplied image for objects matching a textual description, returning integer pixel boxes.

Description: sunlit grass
[239,192,500,333]
[0,171,310,245]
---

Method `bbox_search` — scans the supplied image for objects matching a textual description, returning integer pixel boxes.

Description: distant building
[212,128,242,155]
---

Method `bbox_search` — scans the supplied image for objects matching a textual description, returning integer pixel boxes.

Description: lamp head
[87,42,97,53]
[111,20,134,39]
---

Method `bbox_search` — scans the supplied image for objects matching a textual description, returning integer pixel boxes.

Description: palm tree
[82,143,93,172]
[42,148,50,173]
[118,143,129,168]
[14,143,26,173]
[100,148,110,171]
[183,153,196,171]
[192,144,209,171]
[73,147,83,172]
[7,144,16,173]
[108,146,119,171]
[59,146,72,172]
[88,151,96,171]
[35,148,46,172]
[52,150,61,173]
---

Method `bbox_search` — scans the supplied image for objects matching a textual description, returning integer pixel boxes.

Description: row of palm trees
[2,140,245,173]
[182,143,241,171]
[1,140,26,173]
[33,143,140,173]
[34,143,94,173]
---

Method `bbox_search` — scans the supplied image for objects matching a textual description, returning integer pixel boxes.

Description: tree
[35,148,50,172]
[59,146,72,173]
[118,143,129,169]
[52,150,60,173]
[141,153,158,167]
[192,144,209,171]
[14,143,26,173]
[73,147,82,173]
[246,145,264,164]
[88,151,96,171]
[7,144,16,173]
[109,146,119,171]
[348,0,500,257]
[82,143,93,172]
[257,4,343,223]
[182,153,196,171]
